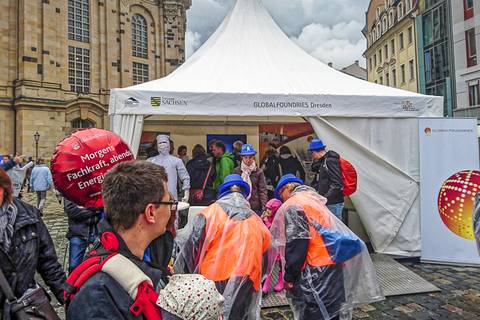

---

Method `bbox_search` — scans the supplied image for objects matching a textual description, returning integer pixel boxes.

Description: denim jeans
[327,203,344,221]
[36,191,47,213]
[69,234,97,273]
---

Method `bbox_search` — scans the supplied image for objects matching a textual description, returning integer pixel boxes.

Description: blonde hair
[230,185,243,193]
[279,182,301,196]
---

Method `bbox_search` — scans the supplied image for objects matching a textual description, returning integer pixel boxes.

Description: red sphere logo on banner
[51,128,134,208]
[437,170,480,240]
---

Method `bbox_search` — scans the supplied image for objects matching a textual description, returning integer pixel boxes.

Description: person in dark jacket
[308,139,344,220]
[64,199,101,273]
[0,155,24,172]
[0,168,66,317]
[233,144,268,215]
[260,144,281,198]
[278,146,305,181]
[67,161,177,319]
[186,144,216,206]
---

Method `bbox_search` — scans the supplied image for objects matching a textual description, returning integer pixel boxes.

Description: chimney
[328,62,333,68]
[355,60,359,65]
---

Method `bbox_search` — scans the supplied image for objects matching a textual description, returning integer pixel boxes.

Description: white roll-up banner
[419,118,480,264]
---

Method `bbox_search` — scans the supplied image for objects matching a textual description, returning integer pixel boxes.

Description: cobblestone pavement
[25,191,480,319]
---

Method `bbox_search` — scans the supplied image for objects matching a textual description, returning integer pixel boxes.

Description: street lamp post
[34,132,40,162]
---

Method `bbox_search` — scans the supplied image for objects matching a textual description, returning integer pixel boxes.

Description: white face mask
[157,142,169,154]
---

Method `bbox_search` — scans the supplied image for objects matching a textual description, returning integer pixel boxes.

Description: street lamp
[34,132,40,162]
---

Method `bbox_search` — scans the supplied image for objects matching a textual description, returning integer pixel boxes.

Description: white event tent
[109,0,444,256]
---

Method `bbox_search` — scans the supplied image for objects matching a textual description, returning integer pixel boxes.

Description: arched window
[383,17,387,32]
[376,7,381,19]
[71,118,95,129]
[398,2,404,18]
[132,14,148,58]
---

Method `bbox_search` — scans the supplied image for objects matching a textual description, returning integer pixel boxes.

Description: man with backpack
[66,161,176,319]
[309,139,345,220]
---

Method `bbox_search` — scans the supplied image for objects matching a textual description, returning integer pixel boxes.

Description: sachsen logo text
[150,96,187,107]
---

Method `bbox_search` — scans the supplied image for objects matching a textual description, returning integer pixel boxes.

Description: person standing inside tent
[210,140,235,190]
[308,139,344,220]
[278,146,305,181]
[187,144,216,206]
[174,174,271,320]
[233,144,268,215]
[260,143,281,199]
[148,135,190,202]
[270,174,383,320]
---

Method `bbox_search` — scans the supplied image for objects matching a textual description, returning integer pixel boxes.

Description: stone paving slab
[23,191,480,319]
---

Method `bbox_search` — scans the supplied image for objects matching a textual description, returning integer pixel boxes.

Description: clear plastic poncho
[474,194,480,255]
[174,192,272,320]
[268,186,384,320]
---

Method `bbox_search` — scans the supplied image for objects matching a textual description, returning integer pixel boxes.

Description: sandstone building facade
[363,0,419,93]
[0,0,190,158]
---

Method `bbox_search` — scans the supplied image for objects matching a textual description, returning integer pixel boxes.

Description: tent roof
[109,0,443,117]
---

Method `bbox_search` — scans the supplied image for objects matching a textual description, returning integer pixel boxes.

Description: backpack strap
[64,231,163,319]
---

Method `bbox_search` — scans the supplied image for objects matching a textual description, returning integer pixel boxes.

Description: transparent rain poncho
[174,192,272,320]
[268,186,384,320]
[474,194,480,255]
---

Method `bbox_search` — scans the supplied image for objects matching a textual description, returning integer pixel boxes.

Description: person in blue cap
[268,174,383,320]
[308,139,344,220]
[233,144,268,215]
[174,174,271,320]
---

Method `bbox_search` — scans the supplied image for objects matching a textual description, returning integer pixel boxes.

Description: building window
[383,17,387,33]
[71,118,95,129]
[68,46,90,93]
[406,0,412,12]
[392,68,397,86]
[389,11,394,26]
[386,72,390,86]
[68,0,90,43]
[379,49,383,63]
[399,33,404,50]
[369,58,372,70]
[384,44,388,60]
[132,15,148,59]
[401,64,406,83]
[469,81,480,106]
[408,27,413,44]
[464,0,474,20]
[374,54,377,66]
[380,76,383,84]
[133,62,149,85]
[466,28,477,67]
[409,60,415,80]
[398,3,404,18]
[391,39,395,54]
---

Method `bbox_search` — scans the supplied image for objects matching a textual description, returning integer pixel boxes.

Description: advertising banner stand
[419,118,480,265]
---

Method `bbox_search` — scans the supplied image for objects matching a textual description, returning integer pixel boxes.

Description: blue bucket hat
[239,144,257,156]
[275,174,304,200]
[308,139,327,152]
[218,174,251,198]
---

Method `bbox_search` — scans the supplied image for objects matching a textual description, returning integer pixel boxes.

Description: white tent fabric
[109,0,442,118]
[108,0,444,256]
[309,118,421,255]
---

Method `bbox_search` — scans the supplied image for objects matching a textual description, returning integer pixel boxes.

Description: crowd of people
[0,135,382,320]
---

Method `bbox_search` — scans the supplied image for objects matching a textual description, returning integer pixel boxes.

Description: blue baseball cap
[275,174,304,200]
[308,139,327,152]
[239,144,257,156]
[218,174,251,198]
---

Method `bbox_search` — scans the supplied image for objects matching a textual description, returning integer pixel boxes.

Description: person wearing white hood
[148,135,190,202]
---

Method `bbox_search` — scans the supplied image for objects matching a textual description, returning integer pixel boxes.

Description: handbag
[0,267,60,320]
[190,165,212,203]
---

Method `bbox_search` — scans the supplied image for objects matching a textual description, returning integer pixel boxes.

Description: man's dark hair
[212,140,226,152]
[177,145,187,154]
[102,160,168,230]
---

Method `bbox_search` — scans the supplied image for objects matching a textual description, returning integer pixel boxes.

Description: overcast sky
[185,0,370,69]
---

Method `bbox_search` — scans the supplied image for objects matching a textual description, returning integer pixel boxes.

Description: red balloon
[51,128,134,208]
